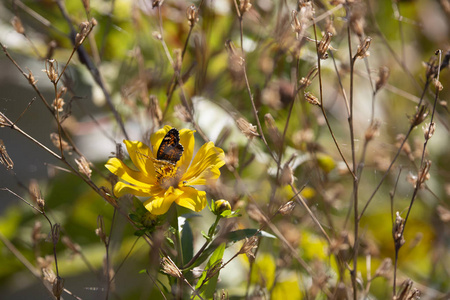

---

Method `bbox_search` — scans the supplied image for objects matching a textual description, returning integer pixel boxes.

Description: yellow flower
[105,126,225,215]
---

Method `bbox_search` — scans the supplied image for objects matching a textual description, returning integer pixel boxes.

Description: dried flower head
[75,156,92,179]
[152,31,162,40]
[0,112,10,127]
[291,10,303,34]
[0,140,14,170]
[375,66,390,92]
[417,160,432,188]
[50,133,72,152]
[239,236,259,259]
[239,0,252,15]
[394,279,421,300]
[374,258,392,278]
[280,163,294,186]
[27,68,37,85]
[161,256,182,278]
[44,59,59,83]
[225,40,244,79]
[53,97,65,112]
[299,66,318,89]
[11,16,25,34]
[52,276,65,299]
[75,19,96,46]
[236,117,259,139]
[365,119,381,141]
[393,212,405,249]
[278,201,296,216]
[225,142,239,171]
[29,179,45,210]
[304,92,321,106]
[423,122,436,140]
[186,5,199,27]
[432,78,443,91]
[264,113,282,145]
[96,215,108,244]
[298,0,315,20]
[174,104,192,123]
[355,36,372,59]
[317,32,333,60]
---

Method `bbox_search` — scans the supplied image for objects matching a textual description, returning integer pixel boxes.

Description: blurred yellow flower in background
[106,126,225,215]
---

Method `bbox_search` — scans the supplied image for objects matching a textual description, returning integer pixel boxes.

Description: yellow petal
[105,157,154,185]
[183,142,225,182]
[184,165,221,186]
[113,181,156,198]
[151,125,172,157]
[123,140,157,180]
[175,187,206,212]
[144,186,183,215]
[176,128,195,172]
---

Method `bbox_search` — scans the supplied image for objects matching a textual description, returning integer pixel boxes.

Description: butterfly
[156,128,184,165]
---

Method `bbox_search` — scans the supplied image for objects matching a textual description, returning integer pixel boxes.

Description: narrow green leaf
[194,243,225,299]
[181,218,194,263]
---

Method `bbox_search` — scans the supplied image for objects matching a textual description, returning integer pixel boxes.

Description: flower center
[154,161,181,190]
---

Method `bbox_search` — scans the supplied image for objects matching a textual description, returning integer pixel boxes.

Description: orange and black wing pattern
[156,128,184,164]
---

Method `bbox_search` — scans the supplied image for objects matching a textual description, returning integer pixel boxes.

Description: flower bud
[213,199,231,215]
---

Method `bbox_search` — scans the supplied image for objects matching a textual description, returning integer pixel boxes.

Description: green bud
[213,199,231,215]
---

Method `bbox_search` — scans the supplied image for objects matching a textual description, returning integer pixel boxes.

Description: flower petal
[112,181,156,197]
[123,140,157,181]
[144,186,183,215]
[176,128,195,172]
[182,142,225,183]
[151,125,172,157]
[175,187,206,212]
[184,165,222,186]
[105,157,154,185]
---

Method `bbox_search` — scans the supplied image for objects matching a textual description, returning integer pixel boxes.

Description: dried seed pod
[239,0,252,15]
[161,256,182,278]
[375,66,390,92]
[355,37,372,59]
[278,201,296,216]
[75,156,92,179]
[236,117,259,139]
[11,16,25,34]
[44,59,59,83]
[317,32,333,60]
[304,92,321,106]
[238,236,259,259]
[186,5,199,27]
[0,140,14,170]
[423,122,436,140]
[374,258,392,278]
[225,142,239,171]
[392,212,405,249]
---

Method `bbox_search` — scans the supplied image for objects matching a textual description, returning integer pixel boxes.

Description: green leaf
[129,213,141,223]
[222,229,276,242]
[194,243,226,299]
[181,219,194,263]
